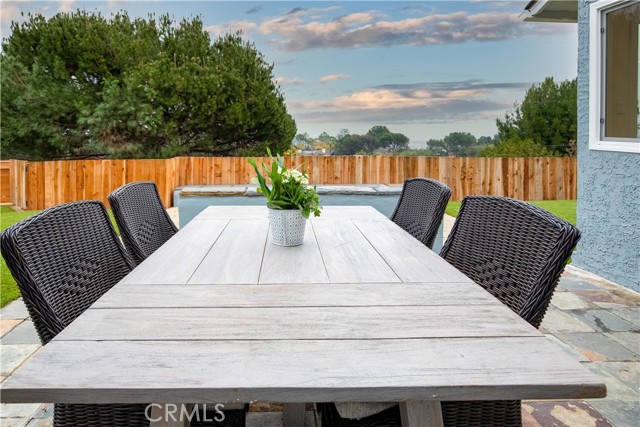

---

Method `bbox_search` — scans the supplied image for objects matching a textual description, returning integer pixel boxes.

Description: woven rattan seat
[0,201,245,427]
[108,181,178,265]
[390,178,451,249]
[318,196,580,427]
[0,201,148,426]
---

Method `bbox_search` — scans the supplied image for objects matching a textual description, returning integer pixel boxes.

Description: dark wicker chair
[390,178,451,249]
[108,181,178,265]
[318,196,580,427]
[0,201,245,427]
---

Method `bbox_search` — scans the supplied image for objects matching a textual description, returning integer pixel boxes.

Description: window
[590,0,640,153]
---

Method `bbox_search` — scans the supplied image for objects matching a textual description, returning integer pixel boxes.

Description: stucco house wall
[572,0,640,291]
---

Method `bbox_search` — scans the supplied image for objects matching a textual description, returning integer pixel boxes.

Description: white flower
[282,169,308,185]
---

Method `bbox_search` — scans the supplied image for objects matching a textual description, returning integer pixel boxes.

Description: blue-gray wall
[573,0,640,291]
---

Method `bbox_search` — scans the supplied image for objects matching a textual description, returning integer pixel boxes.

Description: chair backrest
[108,181,178,265]
[390,178,452,249]
[0,201,135,345]
[440,196,580,328]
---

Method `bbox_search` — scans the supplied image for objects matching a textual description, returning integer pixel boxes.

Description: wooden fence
[5,156,577,210]
[0,161,11,204]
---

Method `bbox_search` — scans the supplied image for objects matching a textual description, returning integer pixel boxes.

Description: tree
[293,133,313,150]
[367,125,409,152]
[425,132,479,156]
[316,132,337,153]
[334,133,365,155]
[1,11,296,159]
[496,77,577,155]
[480,136,559,157]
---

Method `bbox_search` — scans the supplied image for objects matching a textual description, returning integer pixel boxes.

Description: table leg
[149,403,192,427]
[399,401,443,427]
[283,403,306,427]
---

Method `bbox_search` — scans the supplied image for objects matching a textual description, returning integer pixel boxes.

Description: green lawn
[0,206,120,308]
[1,206,40,307]
[446,200,577,225]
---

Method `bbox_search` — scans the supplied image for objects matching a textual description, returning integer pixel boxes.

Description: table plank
[1,338,605,404]
[93,283,501,309]
[57,305,539,341]
[193,205,387,221]
[352,219,471,283]
[193,206,268,220]
[312,220,401,283]
[311,206,388,220]
[259,222,330,284]
[188,219,269,285]
[118,219,229,285]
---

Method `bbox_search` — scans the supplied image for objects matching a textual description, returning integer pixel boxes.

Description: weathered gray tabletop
[0,206,605,427]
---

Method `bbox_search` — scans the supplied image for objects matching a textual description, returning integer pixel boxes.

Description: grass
[446,200,577,225]
[1,206,40,307]
[0,205,120,308]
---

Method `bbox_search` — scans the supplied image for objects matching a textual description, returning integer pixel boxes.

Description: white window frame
[589,0,640,153]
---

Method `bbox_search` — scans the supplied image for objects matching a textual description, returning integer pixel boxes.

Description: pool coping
[178,184,404,197]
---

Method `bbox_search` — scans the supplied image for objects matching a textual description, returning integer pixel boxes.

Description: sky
[0,1,579,147]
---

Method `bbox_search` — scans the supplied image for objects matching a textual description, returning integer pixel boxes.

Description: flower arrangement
[248,149,322,219]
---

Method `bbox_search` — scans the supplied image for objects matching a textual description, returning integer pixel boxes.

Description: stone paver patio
[1,213,638,426]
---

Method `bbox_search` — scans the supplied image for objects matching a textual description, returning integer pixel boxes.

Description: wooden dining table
[0,206,605,427]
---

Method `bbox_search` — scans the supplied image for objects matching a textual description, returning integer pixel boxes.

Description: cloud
[292,99,508,125]
[243,9,571,51]
[275,76,307,85]
[245,5,261,15]
[1,4,23,27]
[286,7,306,16]
[205,20,257,36]
[1,1,53,29]
[371,80,532,92]
[289,80,527,124]
[58,0,74,13]
[319,74,350,84]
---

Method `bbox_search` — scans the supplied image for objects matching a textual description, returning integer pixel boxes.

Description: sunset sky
[1,1,579,146]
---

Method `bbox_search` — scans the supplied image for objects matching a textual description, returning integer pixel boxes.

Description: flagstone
[544,335,590,362]
[550,292,598,310]
[588,400,640,427]
[1,321,40,345]
[604,332,640,355]
[541,307,595,334]
[0,345,40,376]
[556,277,601,292]
[571,310,639,333]
[574,290,636,309]
[0,403,42,419]
[0,300,29,321]
[582,362,640,401]
[554,332,639,362]
[609,307,640,327]
[0,320,22,337]
[522,400,613,427]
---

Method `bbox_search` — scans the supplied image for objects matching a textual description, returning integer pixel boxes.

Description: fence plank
[1,161,12,205]
[7,156,576,209]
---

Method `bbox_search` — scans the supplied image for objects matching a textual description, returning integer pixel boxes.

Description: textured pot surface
[268,208,307,246]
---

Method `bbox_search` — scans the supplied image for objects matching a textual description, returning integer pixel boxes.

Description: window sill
[589,140,640,153]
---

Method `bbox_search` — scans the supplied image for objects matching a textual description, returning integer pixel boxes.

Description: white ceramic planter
[268,208,307,246]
